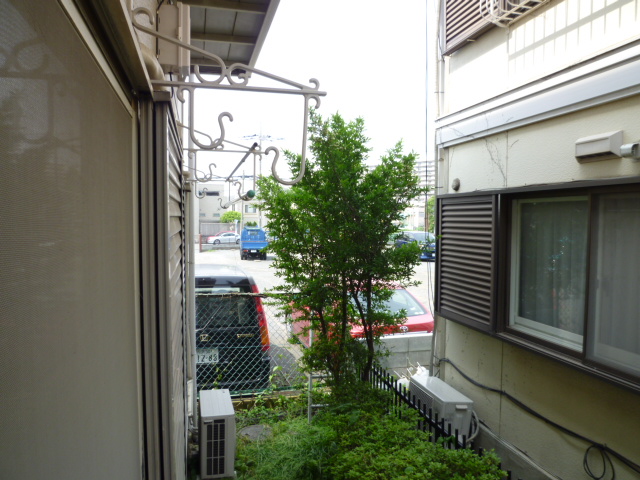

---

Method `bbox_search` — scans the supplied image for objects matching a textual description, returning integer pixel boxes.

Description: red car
[289,286,433,347]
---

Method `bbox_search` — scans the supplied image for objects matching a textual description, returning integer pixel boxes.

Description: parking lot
[194,247,435,310]
[193,247,436,392]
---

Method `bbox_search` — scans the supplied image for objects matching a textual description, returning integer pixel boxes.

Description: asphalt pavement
[194,246,436,313]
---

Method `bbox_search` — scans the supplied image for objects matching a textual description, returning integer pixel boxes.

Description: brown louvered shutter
[436,195,496,331]
[443,0,494,54]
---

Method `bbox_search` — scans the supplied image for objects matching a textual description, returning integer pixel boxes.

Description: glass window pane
[510,197,588,350]
[195,295,255,327]
[587,193,640,377]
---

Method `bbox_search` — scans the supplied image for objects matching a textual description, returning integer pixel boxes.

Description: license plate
[196,348,219,364]
[250,249,258,252]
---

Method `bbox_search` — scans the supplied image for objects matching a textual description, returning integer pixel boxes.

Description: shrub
[236,417,336,480]
[236,382,506,480]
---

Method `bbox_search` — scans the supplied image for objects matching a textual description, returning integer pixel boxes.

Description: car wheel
[236,239,240,244]
[213,239,220,245]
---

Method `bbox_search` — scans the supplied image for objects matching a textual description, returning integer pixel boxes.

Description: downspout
[187,72,198,425]
[184,167,197,425]
[430,0,446,377]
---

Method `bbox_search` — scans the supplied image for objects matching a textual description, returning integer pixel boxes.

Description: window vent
[575,131,623,163]
[479,0,551,27]
[436,196,496,330]
[443,0,493,54]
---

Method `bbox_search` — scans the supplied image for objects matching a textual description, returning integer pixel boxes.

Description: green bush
[236,417,336,480]
[236,383,506,480]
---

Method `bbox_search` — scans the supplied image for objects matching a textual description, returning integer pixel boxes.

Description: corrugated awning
[185,0,279,74]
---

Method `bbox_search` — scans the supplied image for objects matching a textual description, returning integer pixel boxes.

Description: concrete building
[432,0,640,477]
[197,181,226,224]
[404,159,436,230]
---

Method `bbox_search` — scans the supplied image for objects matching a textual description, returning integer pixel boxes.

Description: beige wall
[439,96,640,195]
[436,321,640,479]
[435,94,640,478]
[435,1,640,476]
[442,0,640,114]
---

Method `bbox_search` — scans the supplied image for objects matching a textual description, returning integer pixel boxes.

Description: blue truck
[240,227,269,260]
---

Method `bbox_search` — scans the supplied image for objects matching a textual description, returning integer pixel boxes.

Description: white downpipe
[187,73,198,424]
[430,0,445,376]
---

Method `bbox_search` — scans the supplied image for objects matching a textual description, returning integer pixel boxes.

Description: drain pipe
[429,0,445,377]
[186,72,198,424]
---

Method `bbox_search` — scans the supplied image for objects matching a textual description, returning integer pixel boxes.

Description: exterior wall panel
[155,104,187,480]
[435,0,640,477]
[0,1,143,478]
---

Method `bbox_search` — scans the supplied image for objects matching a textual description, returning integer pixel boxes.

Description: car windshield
[352,289,426,317]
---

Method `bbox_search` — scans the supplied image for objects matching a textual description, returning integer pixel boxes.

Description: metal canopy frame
[132,6,326,186]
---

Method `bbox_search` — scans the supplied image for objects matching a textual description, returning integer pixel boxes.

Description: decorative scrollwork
[216,180,254,209]
[182,93,231,150]
[131,6,326,185]
[185,162,218,183]
[195,187,209,199]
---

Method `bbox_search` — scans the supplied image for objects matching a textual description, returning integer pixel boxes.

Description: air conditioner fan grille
[205,419,227,476]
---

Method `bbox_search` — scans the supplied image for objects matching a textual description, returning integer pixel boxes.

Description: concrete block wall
[376,332,433,377]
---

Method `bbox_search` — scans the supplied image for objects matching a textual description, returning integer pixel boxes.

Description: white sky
[192,0,427,184]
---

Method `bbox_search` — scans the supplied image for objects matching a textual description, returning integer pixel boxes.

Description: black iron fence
[369,365,526,480]
[369,365,471,450]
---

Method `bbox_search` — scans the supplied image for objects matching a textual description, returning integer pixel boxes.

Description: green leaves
[258,111,425,386]
[220,210,242,223]
[235,386,506,480]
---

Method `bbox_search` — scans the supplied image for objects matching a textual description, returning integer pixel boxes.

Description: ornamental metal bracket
[186,140,264,205]
[183,137,273,186]
[132,7,326,185]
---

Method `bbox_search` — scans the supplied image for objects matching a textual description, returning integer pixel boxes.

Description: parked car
[289,285,434,347]
[195,264,270,392]
[394,230,437,261]
[207,231,240,244]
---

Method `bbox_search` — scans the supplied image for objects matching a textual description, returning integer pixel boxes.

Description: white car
[206,231,240,244]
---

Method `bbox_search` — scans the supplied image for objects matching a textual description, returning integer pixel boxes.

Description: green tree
[258,112,423,387]
[220,210,241,223]
[426,195,436,233]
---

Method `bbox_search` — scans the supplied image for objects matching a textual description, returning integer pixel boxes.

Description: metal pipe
[226,142,259,181]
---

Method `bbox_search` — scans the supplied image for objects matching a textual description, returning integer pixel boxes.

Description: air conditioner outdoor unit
[409,374,473,438]
[200,389,236,479]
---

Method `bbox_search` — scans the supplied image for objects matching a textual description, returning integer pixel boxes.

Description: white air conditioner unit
[409,374,473,438]
[199,389,236,479]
